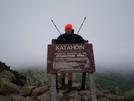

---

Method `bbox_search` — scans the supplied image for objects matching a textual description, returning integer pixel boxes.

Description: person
[56,24,85,90]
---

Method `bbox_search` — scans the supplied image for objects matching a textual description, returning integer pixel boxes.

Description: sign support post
[51,73,57,101]
[89,73,97,101]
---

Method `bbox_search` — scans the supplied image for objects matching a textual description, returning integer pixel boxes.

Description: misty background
[0,0,134,74]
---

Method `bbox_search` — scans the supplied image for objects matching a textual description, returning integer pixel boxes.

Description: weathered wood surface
[51,74,57,101]
[89,73,97,101]
[47,44,95,73]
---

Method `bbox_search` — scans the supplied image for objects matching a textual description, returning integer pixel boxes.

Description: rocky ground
[0,61,133,101]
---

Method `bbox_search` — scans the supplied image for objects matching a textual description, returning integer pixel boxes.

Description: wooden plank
[51,74,57,101]
[89,73,97,101]
[47,44,96,73]
[81,73,86,90]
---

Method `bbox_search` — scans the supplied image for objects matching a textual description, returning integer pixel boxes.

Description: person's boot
[61,79,66,89]
[67,80,73,92]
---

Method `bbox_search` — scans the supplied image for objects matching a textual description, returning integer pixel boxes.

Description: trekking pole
[51,19,66,41]
[73,17,86,42]
[77,17,86,35]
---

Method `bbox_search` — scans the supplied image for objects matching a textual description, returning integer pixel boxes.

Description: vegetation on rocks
[0,61,134,101]
[0,61,26,95]
[0,70,16,82]
[19,68,50,86]
[125,88,134,101]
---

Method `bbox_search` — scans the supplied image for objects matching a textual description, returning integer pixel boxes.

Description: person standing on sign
[56,24,85,91]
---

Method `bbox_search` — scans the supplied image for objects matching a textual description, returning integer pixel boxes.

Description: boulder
[0,95,12,101]
[103,94,124,101]
[97,97,109,101]
[57,93,63,101]
[10,94,26,101]
[72,83,81,90]
[96,88,103,99]
[20,85,37,96]
[74,95,81,101]
[58,90,67,94]
[0,77,21,94]
[68,90,78,97]
[0,61,27,86]
[25,96,34,101]
[20,87,32,96]
[0,94,34,101]
[37,93,51,101]
[0,70,16,82]
[79,90,90,95]
[79,90,91,100]
[31,86,49,99]
[59,94,73,101]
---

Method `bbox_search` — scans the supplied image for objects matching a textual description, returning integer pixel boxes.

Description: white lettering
[56,45,85,50]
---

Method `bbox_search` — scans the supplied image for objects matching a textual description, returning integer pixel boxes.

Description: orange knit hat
[65,24,73,31]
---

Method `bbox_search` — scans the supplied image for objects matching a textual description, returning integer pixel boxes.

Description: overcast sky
[0,0,134,71]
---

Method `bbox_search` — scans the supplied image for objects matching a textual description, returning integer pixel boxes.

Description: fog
[0,0,134,73]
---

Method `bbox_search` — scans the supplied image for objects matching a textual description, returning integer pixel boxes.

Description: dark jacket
[56,33,85,44]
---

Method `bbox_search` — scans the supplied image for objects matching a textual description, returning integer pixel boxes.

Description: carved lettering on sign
[56,45,85,50]
[47,44,95,73]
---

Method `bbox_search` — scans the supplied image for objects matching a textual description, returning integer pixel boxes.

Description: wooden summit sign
[47,44,95,73]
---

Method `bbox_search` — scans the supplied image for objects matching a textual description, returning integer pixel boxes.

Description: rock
[0,77,21,94]
[79,90,90,95]
[72,83,81,90]
[25,96,34,101]
[96,89,103,99]
[97,97,109,101]
[20,85,37,96]
[59,94,73,101]
[10,94,26,101]
[57,93,63,101]
[0,95,12,101]
[103,94,124,101]
[27,85,37,90]
[74,95,81,101]
[68,90,78,97]
[58,90,67,94]
[0,98,6,101]
[79,90,91,100]
[0,61,27,86]
[81,95,91,100]
[0,70,16,82]
[37,93,51,101]
[31,86,49,99]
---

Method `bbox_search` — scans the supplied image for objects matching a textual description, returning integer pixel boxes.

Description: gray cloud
[0,0,134,72]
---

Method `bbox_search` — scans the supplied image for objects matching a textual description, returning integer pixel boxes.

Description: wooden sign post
[47,43,97,101]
